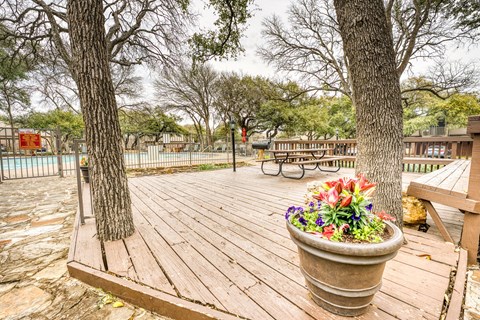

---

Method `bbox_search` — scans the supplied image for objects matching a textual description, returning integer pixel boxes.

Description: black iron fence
[119,131,254,169]
[0,127,76,181]
[1,128,258,182]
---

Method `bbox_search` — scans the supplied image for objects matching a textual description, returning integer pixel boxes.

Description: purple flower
[366,203,373,211]
[351,213,361,221]
[317,201,322,209]
[315,217,324,226]
[299,216,308,226]
[296,207,304,215]
[285,206,296,220]
[309,201,314,207]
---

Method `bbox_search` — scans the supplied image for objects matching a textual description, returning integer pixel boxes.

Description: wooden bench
[407,116,480,264]
[295,156,349,166]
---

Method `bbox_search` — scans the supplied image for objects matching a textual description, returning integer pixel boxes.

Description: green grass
[198,163,230,171]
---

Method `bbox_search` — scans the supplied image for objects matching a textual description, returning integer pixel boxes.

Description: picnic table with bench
[257,148,348,179]
[407,116,480,264]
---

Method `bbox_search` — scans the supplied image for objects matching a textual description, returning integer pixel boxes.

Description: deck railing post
[56,128,64,178]
[462,115,480,264]
[74,139,85,225]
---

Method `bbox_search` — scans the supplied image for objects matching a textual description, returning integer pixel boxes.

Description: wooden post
[451,142,458,159]
[462,115,480,264]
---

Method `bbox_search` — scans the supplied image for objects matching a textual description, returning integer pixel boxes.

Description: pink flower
[375,210,396,221]
[356,173,376,192]
[339,224,350,232]
[325,188,340,208]
[339,177,355,192]
[322,225,335,240]
[339,195,352,207]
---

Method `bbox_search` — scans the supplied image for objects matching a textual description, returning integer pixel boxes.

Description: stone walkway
[0,177,169,320]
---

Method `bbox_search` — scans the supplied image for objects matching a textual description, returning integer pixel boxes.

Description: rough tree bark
[334,0,404,226]
[67,0,135,240]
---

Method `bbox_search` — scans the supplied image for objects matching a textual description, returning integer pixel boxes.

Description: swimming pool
[1,152,220,170]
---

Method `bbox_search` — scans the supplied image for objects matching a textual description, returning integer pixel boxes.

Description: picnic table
[257,148,347,179]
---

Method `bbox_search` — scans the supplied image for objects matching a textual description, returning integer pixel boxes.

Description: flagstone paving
[0,177,169,320]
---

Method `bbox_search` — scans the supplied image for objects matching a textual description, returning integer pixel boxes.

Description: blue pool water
[1,155,76,169]
[1,152,213,169]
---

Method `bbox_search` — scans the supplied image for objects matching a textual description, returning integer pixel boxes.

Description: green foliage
[437,94,480,128]
[442,0,480,29]
[190,0,255,61]
[19,109,84,137]
[119,107,187,135]
[325,96,356,139]
[215,73,279,138]
[351,218,385,243]
[402,77,480,135]
[197,163,229,171]
[198,164,216,171]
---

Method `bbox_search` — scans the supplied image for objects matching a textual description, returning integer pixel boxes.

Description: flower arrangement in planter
[287,174,396,243]
[79,156,90,183]
[285,174,403,316]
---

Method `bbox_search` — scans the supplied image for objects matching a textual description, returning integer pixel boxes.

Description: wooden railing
[273,136,473,173]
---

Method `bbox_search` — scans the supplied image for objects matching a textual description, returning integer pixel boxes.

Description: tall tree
[0,25,31,153]
[67,0,135,241]
[2,0,254,241]
[155,62,218,148]
[214,73,275,138]
[334,0,404,225]
[260,0,479,97]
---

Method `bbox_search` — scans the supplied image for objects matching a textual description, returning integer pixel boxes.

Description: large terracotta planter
[286,219,403,317]
[80,166,89,183]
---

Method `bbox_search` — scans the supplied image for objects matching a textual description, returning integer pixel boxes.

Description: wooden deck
[68,166,466,320]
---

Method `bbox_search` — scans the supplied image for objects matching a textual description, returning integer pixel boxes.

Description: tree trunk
[67,0,135,241]
[334,0,404,226]
[205,120,213,147]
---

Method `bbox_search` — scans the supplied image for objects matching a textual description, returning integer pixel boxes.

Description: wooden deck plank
[132,179,391,320]
[383,260,449,302]
[131,201,223,307]
[73,184,105,271]
[445,248,468,320]
[372,291,437,320]
[104,239,138,281]
[167,175,295,237]
[67,261,241,320]
[402,228,457,251]
[452,162,470,197]
[394,250,452,278]
[135,178,300,263]
[69,168,463,320]
[122,230,176,295]
[132,174,455,319]
[130,180,304,285]
[437,160,469,198]
[380,278,443,318]
[421,160,464,191]
[130,182,321,320]
[403,225,455,244]
[131,189,276,318]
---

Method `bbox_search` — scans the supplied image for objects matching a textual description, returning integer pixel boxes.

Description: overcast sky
[195,0,480,81]
[206,0,292,78]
